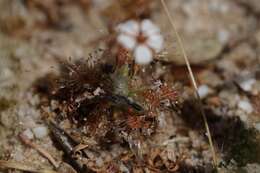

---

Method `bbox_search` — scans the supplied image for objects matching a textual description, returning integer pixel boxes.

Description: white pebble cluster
[22,126,49,140]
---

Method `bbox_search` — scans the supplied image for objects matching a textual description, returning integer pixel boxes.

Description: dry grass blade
[160,0,218,167]
[0,160,58,173]
[19,133,60,169]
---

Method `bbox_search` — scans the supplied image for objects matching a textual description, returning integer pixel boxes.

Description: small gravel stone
[85,150,95,159]
[95,157,104,167]
[239,78,256,92]
[198,85,212,99]
[255,123,260,133]
[13,147,25,162]
[218,30,230,44]
[238,100,253,114]
[20,115,37,128]
[238,112,248,122]
[32,126,48,139]
[22,129,34,140]
[119,163,130,173]
[93,87,104,96]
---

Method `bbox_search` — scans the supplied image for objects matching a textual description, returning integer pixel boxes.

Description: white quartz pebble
[198,85,212,99]
[32,126,49,139]
[238,100,253,114]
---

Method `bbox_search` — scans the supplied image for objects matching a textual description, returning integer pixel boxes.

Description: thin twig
[0,160,58,173]
[19,133,60,169]
[160,0,217,167]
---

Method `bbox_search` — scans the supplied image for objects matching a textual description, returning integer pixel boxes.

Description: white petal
[141,19,160,36]
[117,20,139,36]
[146,34,164,52]
[134,45,153,65]
[117,34,136,50]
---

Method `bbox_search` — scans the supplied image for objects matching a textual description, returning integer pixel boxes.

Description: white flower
[116,19,164,65]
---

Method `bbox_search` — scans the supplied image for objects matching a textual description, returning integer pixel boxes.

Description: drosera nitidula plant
[114,0,218,169]
[25,3,216,172]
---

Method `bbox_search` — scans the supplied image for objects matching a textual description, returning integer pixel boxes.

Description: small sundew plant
[27,1,218,172]
[33,45,182,171]
[116,19,164,65]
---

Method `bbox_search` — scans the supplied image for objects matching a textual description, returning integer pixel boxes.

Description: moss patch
[227,127,260,167]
